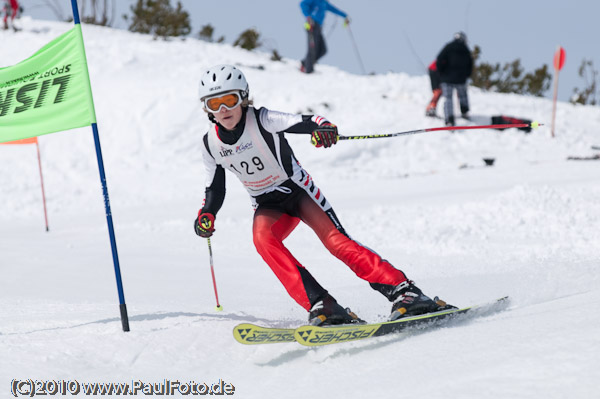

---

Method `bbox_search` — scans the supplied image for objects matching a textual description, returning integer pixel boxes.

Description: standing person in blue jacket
[300,0,350,74]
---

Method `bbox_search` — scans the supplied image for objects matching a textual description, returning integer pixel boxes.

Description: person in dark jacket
[436,32,473,126]
[299,0,350,74]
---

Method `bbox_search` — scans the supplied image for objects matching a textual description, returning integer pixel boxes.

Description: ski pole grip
[200,215,214,230]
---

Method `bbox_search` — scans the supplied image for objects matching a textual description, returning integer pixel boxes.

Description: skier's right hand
[195,212,215,238]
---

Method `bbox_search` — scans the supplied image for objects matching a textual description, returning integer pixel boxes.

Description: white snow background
[1,18,599,399]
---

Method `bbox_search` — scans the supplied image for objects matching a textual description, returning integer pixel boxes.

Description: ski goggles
[203,91,242,112]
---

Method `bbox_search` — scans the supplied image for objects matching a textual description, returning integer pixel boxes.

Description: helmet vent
[226,73,232,80]
[212,73,216,82]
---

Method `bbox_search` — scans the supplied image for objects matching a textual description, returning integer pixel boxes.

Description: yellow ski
[294,297,509,346]
[233,323,296,345]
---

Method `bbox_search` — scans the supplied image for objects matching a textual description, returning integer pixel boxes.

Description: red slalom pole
[339,122,541,141]
[35,140,50,232]
[206,237,223,311]
[551,46,566,138]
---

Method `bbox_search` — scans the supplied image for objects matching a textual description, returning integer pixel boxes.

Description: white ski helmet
[198,64,249,102]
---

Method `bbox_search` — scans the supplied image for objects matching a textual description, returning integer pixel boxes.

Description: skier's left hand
[195,212,215,238]
[311,123,339,148]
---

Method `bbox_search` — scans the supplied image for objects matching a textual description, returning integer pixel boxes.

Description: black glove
[311,123,339,148]
[194,212,215,238]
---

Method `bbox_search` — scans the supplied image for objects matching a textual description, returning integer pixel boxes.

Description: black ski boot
[389,281,456,321]
[308,295,364,326]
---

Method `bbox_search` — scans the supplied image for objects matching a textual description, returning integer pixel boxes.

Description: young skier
[194,64,454,326]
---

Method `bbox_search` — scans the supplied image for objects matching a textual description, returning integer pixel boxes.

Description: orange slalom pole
[35,140,50,232]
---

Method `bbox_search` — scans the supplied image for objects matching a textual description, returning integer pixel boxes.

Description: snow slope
[1,18,599,399]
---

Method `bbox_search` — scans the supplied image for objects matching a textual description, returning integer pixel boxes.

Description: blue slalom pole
[71,0,80,24]
[71,0,130,332]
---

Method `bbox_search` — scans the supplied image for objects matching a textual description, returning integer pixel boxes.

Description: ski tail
[233,323,296,345]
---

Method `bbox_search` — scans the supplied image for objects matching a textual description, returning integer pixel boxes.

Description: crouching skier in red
[194,64,454,326]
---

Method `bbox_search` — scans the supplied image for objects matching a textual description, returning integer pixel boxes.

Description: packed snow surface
[1,18,599,399]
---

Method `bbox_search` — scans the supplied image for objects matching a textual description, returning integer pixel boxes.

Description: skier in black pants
[436,32,473,126]
[299,0,350,74]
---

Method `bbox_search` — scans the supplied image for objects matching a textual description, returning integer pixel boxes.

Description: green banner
[0,25,96,143]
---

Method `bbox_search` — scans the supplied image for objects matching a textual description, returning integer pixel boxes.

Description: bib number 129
[230,156,264,175]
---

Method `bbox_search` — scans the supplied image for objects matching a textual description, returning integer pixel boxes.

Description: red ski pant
[253,193,407,311]
[3,0,18,24]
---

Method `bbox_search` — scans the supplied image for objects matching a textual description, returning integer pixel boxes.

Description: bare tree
[571,59,598,106]
[81,0,116,26]
[40,0,115,26]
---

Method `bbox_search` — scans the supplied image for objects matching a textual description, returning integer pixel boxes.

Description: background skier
[2,0,19,31]
[194,64,454,326]
[436,32,473,126]
[425,60,442,117]
[299,0,350,74]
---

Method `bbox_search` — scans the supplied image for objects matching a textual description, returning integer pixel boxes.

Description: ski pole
[205,236,223,312]
[35,140,49,232]
[346,24,367,75]
[339,122,541,141]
